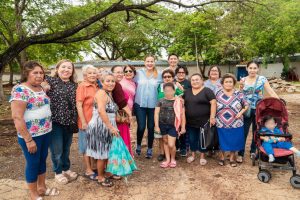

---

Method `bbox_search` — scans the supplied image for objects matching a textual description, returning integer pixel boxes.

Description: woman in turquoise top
[134,55,162,158]
[237,61,279,163]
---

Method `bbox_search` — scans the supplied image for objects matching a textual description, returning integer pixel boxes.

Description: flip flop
[84,172,98,181]
[107,175,122,180]
[187,156,195,164]
[218,159,225,166]
[43,187,59,196]
[200,158,207,166]
[169,161,177,168]
[97,178,114,187]
[230,161,237,167]
[160,161,170,168]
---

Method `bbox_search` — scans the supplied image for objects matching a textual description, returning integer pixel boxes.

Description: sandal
[236,156,243,163]
[218,159,225,166]
[107,175,122,180]
[55,174,68,185]
[84,172,98,181]
[36,197,43,200]
[187,156,195,164]
[200,158,207,166]
[63,170,78,181]
[43,187,60,196]
[160,161,170,168]
[97,178,114,187]
[230,161,237,167]
[169,161,177,168]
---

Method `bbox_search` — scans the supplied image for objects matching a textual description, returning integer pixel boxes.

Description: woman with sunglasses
[118,65,137,156]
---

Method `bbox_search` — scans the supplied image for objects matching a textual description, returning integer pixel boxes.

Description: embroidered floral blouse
[10,85,52,138]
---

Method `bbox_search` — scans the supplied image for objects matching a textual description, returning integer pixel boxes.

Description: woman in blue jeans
[11,61,59,200]
[42,59,78,184]
[237,61,279,163]
[183,73,216,166]
[134,55,162,158]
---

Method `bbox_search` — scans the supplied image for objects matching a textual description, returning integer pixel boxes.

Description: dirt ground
[1,91,300,200]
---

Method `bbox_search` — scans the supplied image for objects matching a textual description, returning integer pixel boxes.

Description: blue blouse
[134,68,162,108]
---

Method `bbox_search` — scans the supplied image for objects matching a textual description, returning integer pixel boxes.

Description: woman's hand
[210,117,216,126]
[41,81,50,91]
[81,122,88,130]
[179,128,186,136]
[236,111,243,119]
[26,140,37,154]
[109,127,119,136]
[154,126,160,134]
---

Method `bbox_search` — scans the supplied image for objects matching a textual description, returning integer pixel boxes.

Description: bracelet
[25,139,33,143]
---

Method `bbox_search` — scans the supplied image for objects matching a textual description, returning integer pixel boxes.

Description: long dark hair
[20,61,45,83]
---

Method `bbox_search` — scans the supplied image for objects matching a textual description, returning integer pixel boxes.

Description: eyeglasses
[177,71,185,74]
[124,70,133,74]
[114,72,124,75]
[163,75,173,79]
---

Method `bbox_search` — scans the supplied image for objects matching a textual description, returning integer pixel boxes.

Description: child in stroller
[260,115,300,163]
[255,97,300,188]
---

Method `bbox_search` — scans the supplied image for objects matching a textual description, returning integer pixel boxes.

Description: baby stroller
[254,97,300,188]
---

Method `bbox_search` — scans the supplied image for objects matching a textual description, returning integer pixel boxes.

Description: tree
[0,0,263,101]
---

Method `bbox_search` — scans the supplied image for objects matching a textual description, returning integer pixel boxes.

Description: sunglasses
[163,75,173,79]
[124,70,133,74]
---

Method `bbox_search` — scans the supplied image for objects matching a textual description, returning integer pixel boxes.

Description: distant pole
[194,32,199,72]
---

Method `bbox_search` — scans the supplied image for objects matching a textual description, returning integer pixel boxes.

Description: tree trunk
[0,65,6,102]
[9,63,14,85]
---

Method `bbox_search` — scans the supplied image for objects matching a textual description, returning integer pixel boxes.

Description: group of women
[10,54,279,200]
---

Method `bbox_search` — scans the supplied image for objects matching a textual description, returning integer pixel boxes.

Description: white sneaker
[268,154,275,162]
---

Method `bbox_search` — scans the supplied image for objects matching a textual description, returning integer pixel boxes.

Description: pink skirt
[117,123,133,156]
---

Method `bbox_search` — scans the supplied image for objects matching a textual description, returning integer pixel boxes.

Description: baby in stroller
[260,115,300,162]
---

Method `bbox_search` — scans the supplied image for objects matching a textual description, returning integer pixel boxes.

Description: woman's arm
[96,90,119,136]
[264,81,279,99]
[236,105,249,119]
[122,105,132,122]
[210,99,217,126]
[154,107,160,133]
[76,101,87,129]
[11,101,37,153]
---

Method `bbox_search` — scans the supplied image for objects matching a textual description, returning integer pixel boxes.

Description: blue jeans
[262,141,293,155]
[238,109,257,157]
[49,122,73,174]
[18,133,49,183]
[134,103,155,149]
[187,126,207,153]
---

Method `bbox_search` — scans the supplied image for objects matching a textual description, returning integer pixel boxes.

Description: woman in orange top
[76,65,99,180]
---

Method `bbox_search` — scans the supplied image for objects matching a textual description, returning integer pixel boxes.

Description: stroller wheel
[257,170,271,183]
[290,175,300,189]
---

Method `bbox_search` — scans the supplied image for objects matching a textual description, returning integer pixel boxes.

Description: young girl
[260,115,300,162]
[154,82,186,168]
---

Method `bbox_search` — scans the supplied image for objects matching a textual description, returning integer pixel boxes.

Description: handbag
[200,121,219,151]
[243,76,259,118]
[116,110,129,124]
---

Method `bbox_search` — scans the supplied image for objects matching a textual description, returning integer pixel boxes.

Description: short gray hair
[82,64,98,75]
[100,71,115,82]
